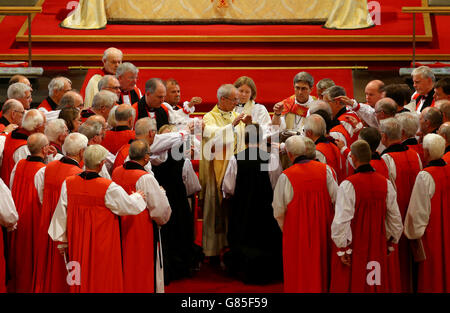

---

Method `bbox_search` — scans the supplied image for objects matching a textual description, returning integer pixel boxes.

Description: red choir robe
[65,172,123,293]
[112,161,154,293]
[416,160,450,292]
[443,146,450,164]
[403,138,425,165]
[330,108,362,147]
[101,126,135,155]
[316,136,346,183]
[8,156,46,293]
[330,166,390,293]
[112,142,131,172]
[32,157,82,293]
[37,96,58,112]
[282,159,334,293]
[0,129,28,185]
[383,144,421,293]
[118,86,142,105]
[370,152,389,179]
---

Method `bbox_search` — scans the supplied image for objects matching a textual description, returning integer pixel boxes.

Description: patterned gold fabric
[61,0,374,30]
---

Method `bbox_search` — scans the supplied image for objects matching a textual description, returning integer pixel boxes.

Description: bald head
[115,104,135,126]
[58,91,84,110]
[129,139,150,162]
[27,133,49,156]
[365,80,385,107]
[22,109,45,133]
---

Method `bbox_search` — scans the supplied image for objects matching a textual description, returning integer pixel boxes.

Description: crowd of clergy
[0,47,449,293]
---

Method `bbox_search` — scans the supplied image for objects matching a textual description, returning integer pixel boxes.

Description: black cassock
[224,147,283,284]
[152,144,203,284]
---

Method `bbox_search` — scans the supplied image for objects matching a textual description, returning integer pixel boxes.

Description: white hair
[48,77,71,97]
[84,144,108,170]
[102,47,123,62]
[308,100,333,118]
[396,112,419,138]
[135,117,157,136]
[22,109,44,131]
[438,123,450,143]
[92,90,117,111]
[217,84,236,102]
[27,133,48,155]
[7,82,31,100]
[380,117,402,141]
[44,119,67,142]
[116,62,138,78]
[78,122,102,140]
[62,132,88,157]
[303,114,326,137]
[411,66,436,82]
[423,133,445,161]
[285,135,305,157]
[98,75,117,91]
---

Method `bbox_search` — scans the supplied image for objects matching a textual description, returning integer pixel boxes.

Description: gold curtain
[61,0,373,30]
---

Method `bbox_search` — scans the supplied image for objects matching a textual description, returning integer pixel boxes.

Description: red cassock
[330,111,362,147]
[0,130,27,185]
[384,146,421,293]
[8,157,46,293]
[330,171,389,293]
[66,174,123,293]
[407,143,425,165]
[32,158,82,293]
[112,164,154,293]
[417,163,450,292]
[282,161,333,293]
[37,97,58,112]
[112,142,131,173]
[371,153,389,179]
[443,150,450,164]
[316,139,346,183]
[101,127,135,155]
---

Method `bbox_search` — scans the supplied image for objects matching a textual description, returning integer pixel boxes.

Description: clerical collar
[0,116,10,127]
[354,164,375,174]
[11,128,28,140]
[372,152,382,160]
[123,160,146,171]
[46,96,58,111]
[60,156,80,167]
[446,145,450,154]
[78,171,101,180]
[237,103,245,108]
[81,108,95,119]
[315,136,330,145]
[403,137,418,146]
[111,125,131,132]
[218,107,233,116]
[425,158,447,168]
[381,143,408,156]
[26,155,45,163]
[293,155,311,164]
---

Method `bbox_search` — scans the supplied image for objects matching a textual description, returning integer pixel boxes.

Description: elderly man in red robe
[438,122,450,163]
[112,140,171,293]
[273,135,338,293]
[404,134,450,292]
[380,117,422,292]
[48,144,147,293]
[330,140,403,293]
[8,133,54,293]
[101,104,135,155]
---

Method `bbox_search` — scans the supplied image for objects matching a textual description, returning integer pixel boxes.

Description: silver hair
[303,114,326,137]
[27,133,48,155]
[438,123,450,143]
[129,139,150,161]
[411,65,436,82]
[217,84,236,102]
[7,82,31,100]
[44,119,67,142]
[293,71,314,88]
[78,122,103,140]
[84,144,108,170]
[323,85,346,99]
[107,106,118,128]
[423,133,445,160]
[145,78,164,94]
[22,109,44,131]
[422,107,443,129]
[316,78,335,91]
[1,99,23,115]
[115,104,135,122]
[102,47,123,62]
[48,77,71,97]
[396,112,419,138]
[62,132,88,156]
[375,98,397,117]
[380,117,402,141]
[98,75,117,91]
[135,117,157,136]
[92,90,117,111]
[308,100,333,118]
[116,62,138,78]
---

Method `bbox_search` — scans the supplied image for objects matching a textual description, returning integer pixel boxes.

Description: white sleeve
[104,181,147,216]
[105,152,116,174]
[167,104,190,125]
[385,180,403,244]
[316,150,327,164]
[0,179,18,229]
[150,151,168,166]
[13,145,29,164]
[0,135,6,167]
[331,180,355,248]
[136,174,172,226]
[182,159,201,196]
[272,173,294,231]
[355,103,379,128]
[404,171,434,240]
[9,161,18,189]
[268,151,283,190]
[48,181,68,242]
[34,167,46,205]
[222,156,237,198]
[381,154,397,188]
[326,165,339,204]
[329,131,348,147]
[252,104,271,127]
[98,163,111,180]
[151,131,185,154]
